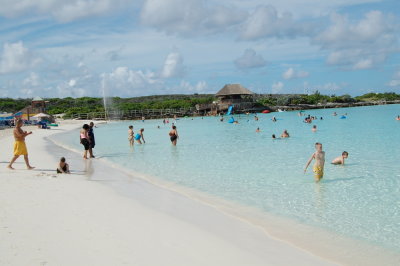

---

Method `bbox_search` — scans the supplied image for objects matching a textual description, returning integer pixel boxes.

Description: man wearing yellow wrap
[7,119,35,170]
[304,142,325,182]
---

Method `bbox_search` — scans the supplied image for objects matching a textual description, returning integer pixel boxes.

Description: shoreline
[0,121,337,265]
[48,121,400,265]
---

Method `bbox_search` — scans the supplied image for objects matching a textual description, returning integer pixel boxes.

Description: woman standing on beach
[80,124,90,159]
[169,125,178,146]
[7,119,35,170]
[135,128,145,144]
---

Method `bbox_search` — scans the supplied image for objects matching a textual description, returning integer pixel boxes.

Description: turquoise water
[57,105,400,252]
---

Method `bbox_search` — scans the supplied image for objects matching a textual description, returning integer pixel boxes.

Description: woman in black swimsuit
[169,125,178,146]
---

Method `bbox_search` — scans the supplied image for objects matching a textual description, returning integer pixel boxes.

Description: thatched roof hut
[216,84,254,97]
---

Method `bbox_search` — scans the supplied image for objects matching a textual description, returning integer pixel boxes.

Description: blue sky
[0,0,399,98]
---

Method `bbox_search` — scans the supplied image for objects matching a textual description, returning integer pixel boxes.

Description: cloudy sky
[0,0,399,98]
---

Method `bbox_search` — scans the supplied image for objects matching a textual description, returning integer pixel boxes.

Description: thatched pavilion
[216,84,254,105]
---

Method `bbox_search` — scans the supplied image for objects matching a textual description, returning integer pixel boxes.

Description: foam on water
[56,105,400,254]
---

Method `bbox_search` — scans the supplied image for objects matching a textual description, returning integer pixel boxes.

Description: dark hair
[342,151,349,156]
[172,125,176,129]
[129,125,133,129]
[60,157,66,162]
[272,134,276,138]
[83,124,90,130]
[315,142,322,146]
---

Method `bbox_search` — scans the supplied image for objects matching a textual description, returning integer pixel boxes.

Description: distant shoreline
[270,100,400,112]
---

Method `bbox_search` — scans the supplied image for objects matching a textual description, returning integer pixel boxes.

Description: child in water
[332,151,349,165]
[57,157,70,174]
[304,143,325,182]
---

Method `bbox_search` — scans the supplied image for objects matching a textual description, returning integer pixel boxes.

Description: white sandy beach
[0,121,340,266]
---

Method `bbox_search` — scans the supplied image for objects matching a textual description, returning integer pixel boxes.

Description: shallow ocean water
[57,104,400,252]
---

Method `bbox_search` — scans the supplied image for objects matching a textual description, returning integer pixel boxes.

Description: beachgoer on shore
[128,125,134,146]
[304,142,325,182]
[135,128,146,144]
[169,125,178,146]
[332,151,349,165]
[7,119,35,170]
[80,124,90,159]
[88,122,95,158]
[57,157,70,174]
[281,129,290,138]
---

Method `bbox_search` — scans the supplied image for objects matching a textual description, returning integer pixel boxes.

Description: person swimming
[312,125,317,132]
[281,129,290,138]
[332,151,349,165]
[256,127,260,133]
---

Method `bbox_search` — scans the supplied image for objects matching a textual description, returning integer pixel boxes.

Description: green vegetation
[0,92,399,117]
[0,94,216,118]
[256,91,397,106]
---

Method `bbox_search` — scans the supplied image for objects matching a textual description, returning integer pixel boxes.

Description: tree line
[0,92,399,117]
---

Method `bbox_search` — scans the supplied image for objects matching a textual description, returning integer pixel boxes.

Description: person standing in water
[80,124,90,159]
[169,125,178,145]
[304,142,325,182]
[88,122,95,158]
[135,128,146,144]
[128,125,134,147]
[7,119,35,170]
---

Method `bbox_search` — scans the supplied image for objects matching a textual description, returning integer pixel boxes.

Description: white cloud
[239,5,313,40]
[0,42,41,74]
[388,70,400,87]
[173,80,210,94]
[102,67,164,97]
[140,0,246,36]
[0,0,130,22]
[160,52,185,78]
[234,48,266,69]
[23,72,40,87]
[68,79,77,87]
[314,11,400,70]
[271,81,284,93]
[282,67,309,79]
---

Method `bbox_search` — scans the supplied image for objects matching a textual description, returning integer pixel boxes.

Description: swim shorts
[14,141,28,156]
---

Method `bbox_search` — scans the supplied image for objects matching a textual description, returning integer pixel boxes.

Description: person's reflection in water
[84,159,94,179]
[313,182,326,221]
